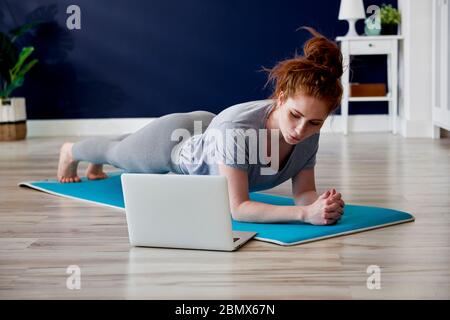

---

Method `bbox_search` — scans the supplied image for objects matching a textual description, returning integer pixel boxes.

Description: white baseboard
[27,118,157,137]
[27,115,392,137]
[397,116,434,137]
[323,114,391,133]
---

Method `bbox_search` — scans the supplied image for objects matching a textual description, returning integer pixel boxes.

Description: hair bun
[299,27,343,80]
[262,26,344,113]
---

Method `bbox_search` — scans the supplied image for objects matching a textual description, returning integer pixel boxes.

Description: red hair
[263,27,343,113]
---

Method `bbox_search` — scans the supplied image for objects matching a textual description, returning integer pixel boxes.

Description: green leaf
[16,59,38,78]
[10,47,34,79]
[0,76,24,98]
[9,22,40,42]
[2,47,38,98]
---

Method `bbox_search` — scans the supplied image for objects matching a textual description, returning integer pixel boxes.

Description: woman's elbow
[230,207,242,221]
[230,201,248,221]
[230,203,242,221]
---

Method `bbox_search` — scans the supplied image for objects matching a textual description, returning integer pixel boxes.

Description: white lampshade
[338,0,366,20]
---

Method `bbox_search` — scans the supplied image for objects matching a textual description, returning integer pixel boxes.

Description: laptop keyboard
[233,237,240,242]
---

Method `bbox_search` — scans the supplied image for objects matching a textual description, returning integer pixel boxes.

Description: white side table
[336,35,403,135]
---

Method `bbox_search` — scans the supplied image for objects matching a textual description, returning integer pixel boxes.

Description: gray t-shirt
[172,99,319,192]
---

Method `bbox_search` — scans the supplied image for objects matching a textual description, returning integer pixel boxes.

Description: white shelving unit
[337,35,403,135]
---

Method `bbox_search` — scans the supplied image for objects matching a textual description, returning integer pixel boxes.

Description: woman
[57,27,345,226]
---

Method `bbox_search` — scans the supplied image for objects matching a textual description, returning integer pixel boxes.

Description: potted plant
[380,4,401,35]
[0,23,39,141]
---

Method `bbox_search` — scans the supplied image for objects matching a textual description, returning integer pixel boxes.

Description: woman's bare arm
[219,164,344,225]
[291,167,319,206]
[218,164,307,223]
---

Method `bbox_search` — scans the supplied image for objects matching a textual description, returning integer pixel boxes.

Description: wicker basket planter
[0,98,27,141]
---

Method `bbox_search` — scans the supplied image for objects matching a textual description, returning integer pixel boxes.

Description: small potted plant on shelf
[380,4,401,35]
[0,23,39,141]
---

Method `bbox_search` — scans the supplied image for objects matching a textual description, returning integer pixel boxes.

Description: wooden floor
[0,133,449,299]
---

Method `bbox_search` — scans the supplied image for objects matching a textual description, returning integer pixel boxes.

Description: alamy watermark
[66,5,81,30]
[366,265,381,290]
[66,265,81,290]
[170,120,284,176]
[366,5,381,31]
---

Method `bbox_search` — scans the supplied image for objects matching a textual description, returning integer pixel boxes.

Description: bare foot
[57,142,81,183]
[85,163,108,180]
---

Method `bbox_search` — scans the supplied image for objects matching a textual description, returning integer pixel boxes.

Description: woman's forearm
[294,190,319,206]
[232,200,308,223]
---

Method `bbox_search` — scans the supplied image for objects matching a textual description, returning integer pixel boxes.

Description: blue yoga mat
[19,172,414,246]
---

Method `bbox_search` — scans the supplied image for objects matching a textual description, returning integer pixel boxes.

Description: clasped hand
[305,188,345,225]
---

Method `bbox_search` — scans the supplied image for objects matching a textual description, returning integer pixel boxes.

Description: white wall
[398,0,434,137]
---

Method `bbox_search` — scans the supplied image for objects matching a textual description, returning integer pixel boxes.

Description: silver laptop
[121,173,256,251]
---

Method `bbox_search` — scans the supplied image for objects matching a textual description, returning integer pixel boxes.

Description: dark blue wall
[0,0,396,119]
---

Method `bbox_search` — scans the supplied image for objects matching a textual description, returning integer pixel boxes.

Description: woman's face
[276,92,329,145]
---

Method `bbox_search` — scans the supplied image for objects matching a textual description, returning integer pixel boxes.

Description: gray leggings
[72,111,216,173]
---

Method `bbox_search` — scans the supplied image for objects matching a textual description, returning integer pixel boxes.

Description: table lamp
[339,0,366,37]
